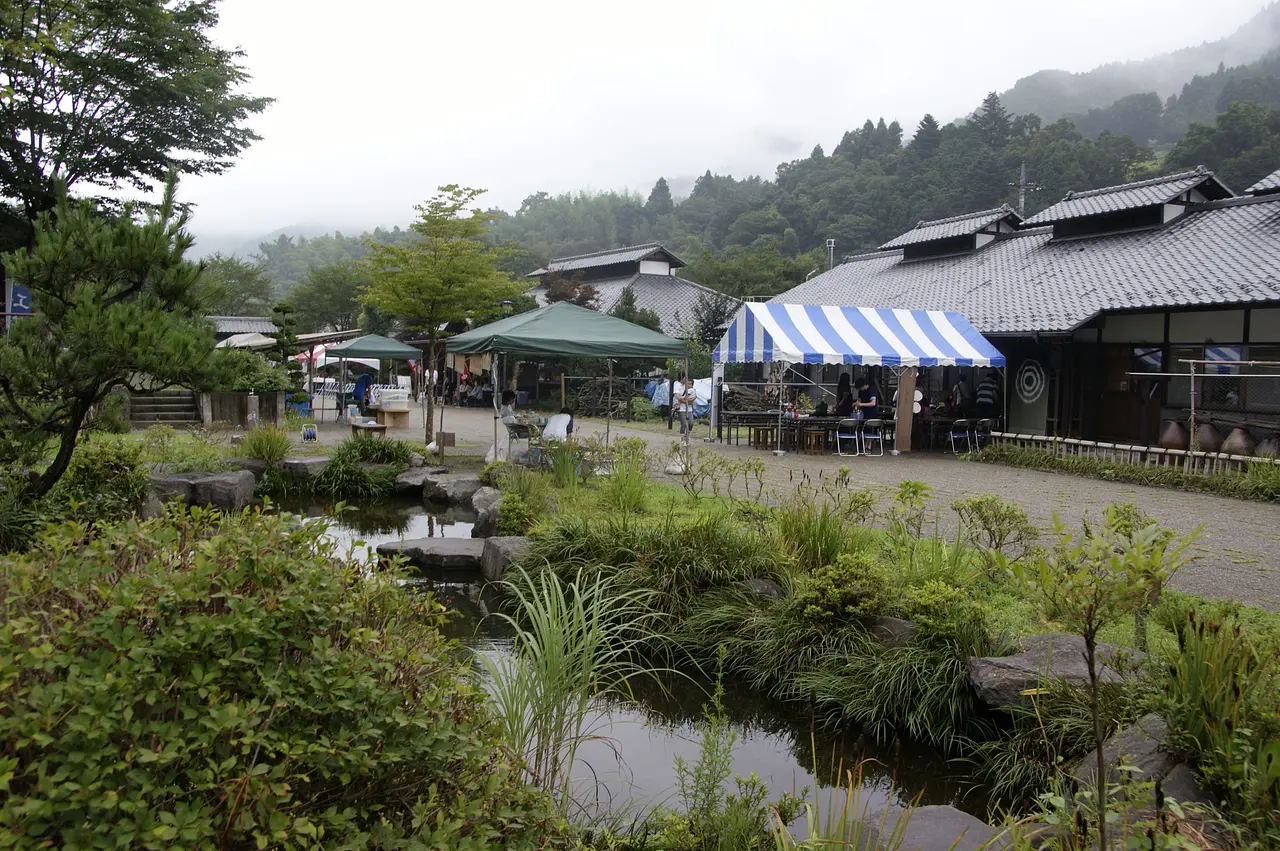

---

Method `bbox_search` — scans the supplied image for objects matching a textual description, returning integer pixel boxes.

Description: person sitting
[467,382,483,407]
[813,398,829,417]
[499,389,520,424]
[543,407,574,441]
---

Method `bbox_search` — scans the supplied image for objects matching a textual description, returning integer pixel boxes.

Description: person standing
[834,373,854,417]
[952,374,975,415]
[853,376,878,419]
[976,370,1000,420]
[674,374,696,436]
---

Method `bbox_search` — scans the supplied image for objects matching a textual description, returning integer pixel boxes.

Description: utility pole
[1010,162,1041,216]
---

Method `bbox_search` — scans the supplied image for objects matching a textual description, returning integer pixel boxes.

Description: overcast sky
[179,0,1268,240]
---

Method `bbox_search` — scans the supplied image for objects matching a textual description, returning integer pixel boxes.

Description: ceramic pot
[1158,420,1190,451]
[1256,437,1280,458]
[1195,422,1223,453]
[1221,427,1257,456]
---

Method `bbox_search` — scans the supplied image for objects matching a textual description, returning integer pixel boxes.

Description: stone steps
[131,390,200,425]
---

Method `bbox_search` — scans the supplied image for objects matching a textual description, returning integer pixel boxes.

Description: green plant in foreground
[547,440,580,490]
[1012,514,1160,851]
[605,456,649,514]
[239,424,292,466]
[0,507,560,848]
[776,495,848,572]
[44,438,150,524]
[794,550,892,624]
[952,493,1039,576]
[330,435,418,466]
[480,566,666,816]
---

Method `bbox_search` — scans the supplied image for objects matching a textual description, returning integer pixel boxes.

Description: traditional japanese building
[527,243,732,337]
[773,166,1280,444]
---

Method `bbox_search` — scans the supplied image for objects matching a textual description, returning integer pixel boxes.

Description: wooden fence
[989,431,1280,474]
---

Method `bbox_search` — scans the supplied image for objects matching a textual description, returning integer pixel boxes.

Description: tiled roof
[529,273,736,336]
[1249,168,1280,195]
[528,243,687,277]
[878,206,1021,250]
[1023,167,1233,225]
[771,195,1280,335]
[209,315,276,335]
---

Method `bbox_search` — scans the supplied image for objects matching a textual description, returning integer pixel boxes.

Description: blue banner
[9,283,32,315]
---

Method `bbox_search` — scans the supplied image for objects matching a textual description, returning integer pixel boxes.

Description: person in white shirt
[673,374,695,436]
[543,408,574,441]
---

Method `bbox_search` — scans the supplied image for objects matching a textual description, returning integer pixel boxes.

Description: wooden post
[895,367,917,453]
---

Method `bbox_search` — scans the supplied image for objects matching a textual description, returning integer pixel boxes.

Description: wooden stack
[572,377,635,418]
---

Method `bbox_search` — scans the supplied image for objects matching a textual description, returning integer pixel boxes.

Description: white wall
[639,259,671,276]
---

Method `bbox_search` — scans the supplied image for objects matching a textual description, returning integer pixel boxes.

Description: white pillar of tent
[710,361,724,442]
[606,358,614,446]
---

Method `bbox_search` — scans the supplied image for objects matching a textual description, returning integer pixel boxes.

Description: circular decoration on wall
[1016,359,1046,404]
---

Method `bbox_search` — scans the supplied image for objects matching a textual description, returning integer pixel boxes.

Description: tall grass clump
[547,440,579,491]
[480,566,665,814]
[331,436,418,467]
[239,424,292,466]
[604,456,649,514]
[776,499,848,572]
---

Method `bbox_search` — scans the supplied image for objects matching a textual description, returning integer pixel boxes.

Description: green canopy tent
[325,334,423,423]
[446,302,689,454]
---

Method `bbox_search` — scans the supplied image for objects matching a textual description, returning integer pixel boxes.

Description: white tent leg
[710,361,724,442]
[606,358,614,447]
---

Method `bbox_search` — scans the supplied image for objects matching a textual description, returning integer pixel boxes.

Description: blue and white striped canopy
[712,304,1006,367]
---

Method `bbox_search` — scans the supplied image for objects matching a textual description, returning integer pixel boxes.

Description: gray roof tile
[878,205,1021,249]
[529,273,735,336]
[1023,167,1233,225]
[771,196,1280,335]
[1249,167,1280,195]
[527,243,687,277]
[209,315,276,335]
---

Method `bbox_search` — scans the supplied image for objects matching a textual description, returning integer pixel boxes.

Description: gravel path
[316,407,1280,610]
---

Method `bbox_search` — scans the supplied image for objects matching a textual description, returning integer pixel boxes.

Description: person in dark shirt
[976,370,1000,419]
[854,377,878,418]
[834,373,854,417]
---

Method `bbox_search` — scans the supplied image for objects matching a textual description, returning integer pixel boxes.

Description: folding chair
[860,419,886,456]
[835,418,862,457]
[973,418,992,450]
[948,419,972,454]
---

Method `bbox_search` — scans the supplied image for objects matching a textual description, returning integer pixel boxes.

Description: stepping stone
[481,536,529,582]
[149,470,255,512]
[281,457,330,479]
[968,634,1144,710]
[376,537,485,571]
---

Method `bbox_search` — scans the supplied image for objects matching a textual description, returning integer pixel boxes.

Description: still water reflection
[291,498,987,818]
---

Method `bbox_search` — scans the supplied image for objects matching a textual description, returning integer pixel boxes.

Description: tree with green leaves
[909,114,943,158]
[543,271,598,308]
[362,185,521,439]
[608,285,661,332]
[291,259,368,332]
[269,300,305,401]
[198,253,273,316]
[646,177,675,219]
[972,92,1013,150]
[0,177,217,496]
[0,0,270,251]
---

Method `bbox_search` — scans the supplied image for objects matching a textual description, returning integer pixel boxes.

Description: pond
[289,497,990,821]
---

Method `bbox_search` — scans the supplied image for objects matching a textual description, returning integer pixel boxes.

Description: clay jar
[1257,436,1280,458]
[1195,422,1224,453]
[1221,427,1257,456]
[1158,420,1190,451]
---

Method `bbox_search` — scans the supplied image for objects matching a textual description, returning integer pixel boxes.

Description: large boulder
[471,487,503,538]
[481,536,531,583]
[149,471,255,513]
[733,578,786,601]
[423,473,483,505]
[869,805,1010,851]
[868,616,920,649]
[1070,713,1211,804]
[224,457,270,478]
[968,634,1144,710]
[393,467,449,496]
[281,457,330,480]
[376,537,485,572]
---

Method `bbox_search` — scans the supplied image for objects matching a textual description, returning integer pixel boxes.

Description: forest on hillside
[234,87,1280,313]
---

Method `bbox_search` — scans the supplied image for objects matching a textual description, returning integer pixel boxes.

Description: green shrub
[312,456,397,501]
[498,492,538,536]
[899,579,991,649]
[794,550,893,624]
[330,436,417,467]
[239,424,292,466]
[951,494,1039,574]
[604,457,648,513]
[1161,610,1280,843]
[209,348,293,392]
[546,440,580,490]
[139,424,229,472]
[86,389,130,434]
[481,460,511,487]
[44,439,149,524]
[0,509,559,848]
[0,476,43,553]
[975,443,1280,503]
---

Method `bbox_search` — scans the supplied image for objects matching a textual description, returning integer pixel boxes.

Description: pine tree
[646,177,675,219]
[910,114,943,158]
[973,92,1013,149]
[609,285,662,331]
[0,176,218,495]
